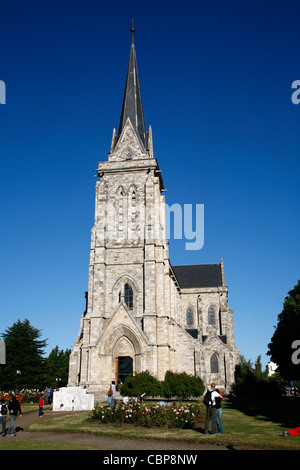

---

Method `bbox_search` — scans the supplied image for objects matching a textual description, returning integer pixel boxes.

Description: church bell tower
[68,28,174,397]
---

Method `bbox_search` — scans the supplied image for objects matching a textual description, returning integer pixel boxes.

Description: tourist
[215,389,224,434]
[43,386,50,405]
[117,379,122,391]
[49,387,53,410]
[122,395,129,404]
[111,381,116,404]
[107,385,114,407]
[0,398,8,437]
[38,392,44,417]
[204,383,222,434]
[7,396,22,436]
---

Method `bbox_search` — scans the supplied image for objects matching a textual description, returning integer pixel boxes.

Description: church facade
[68,33,240,399]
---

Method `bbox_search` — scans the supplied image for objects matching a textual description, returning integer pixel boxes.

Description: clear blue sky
[1,0,299,370]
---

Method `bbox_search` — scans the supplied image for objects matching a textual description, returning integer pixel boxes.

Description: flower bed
[91,402,202,429]
[0,389,42,403]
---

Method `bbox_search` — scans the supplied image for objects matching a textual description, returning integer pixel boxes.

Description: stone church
[68,31,240,399]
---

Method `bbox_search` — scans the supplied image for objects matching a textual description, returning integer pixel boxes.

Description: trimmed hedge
[120,370,205,400]
[163,371,205,399]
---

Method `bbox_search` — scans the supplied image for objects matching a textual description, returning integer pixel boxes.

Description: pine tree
[0,319,47,391]
[45,346,71,387]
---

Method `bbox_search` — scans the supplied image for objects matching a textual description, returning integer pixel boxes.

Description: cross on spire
[131,18,135,44]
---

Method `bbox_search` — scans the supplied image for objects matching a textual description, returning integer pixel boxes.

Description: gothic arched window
[186,306,194,325]
[208,306,216,325]
[124,283,133,310]
[211,354,219,373]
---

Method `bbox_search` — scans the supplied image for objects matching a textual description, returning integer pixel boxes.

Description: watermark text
[291,80,300,105]
[0,80,6,104]
[291,340,300,365]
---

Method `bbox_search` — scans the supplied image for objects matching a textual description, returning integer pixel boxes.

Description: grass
[1,398,300,450]
[0,440,104,450]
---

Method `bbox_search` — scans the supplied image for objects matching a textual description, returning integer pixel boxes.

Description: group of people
[0,396,22,437]
[0,385,55,438]
[107,381,146,407]
[1,382,299,439]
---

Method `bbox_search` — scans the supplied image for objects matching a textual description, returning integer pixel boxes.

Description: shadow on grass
[228,396,300,429]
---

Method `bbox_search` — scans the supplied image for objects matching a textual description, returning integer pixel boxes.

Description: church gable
[95,301,150,354]
[109,117,148,162]
[202,333,227,348]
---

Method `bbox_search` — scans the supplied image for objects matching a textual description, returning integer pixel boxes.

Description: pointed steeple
[116,26,147,149]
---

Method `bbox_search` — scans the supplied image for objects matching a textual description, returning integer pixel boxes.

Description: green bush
[162,371,205,400]
[120,370,204,400]
[231,368,282,399]
[120,371,161,397]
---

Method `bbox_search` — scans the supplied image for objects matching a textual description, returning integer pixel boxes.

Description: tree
[44,346,71,388]
[0,319,47,390]
[253,355,268,380]
[231,355,281,399]
[268,280,300,381]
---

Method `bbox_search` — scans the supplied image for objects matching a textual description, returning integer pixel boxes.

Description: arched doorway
[102,324,143,386]
[115,356,133,384]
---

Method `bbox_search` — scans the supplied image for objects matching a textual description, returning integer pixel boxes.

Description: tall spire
[116,23,147,149]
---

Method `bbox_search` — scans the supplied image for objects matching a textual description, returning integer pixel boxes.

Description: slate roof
[172,264,223,289]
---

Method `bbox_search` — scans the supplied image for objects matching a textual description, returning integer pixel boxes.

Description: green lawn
[1,398,299,450]
[0,440,104,450]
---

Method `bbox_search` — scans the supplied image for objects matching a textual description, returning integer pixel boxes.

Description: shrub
[168,403,202,429]
[120,370,205,400]
[230,367,282,399]
[120,371,161,397]
[162,371,204,400]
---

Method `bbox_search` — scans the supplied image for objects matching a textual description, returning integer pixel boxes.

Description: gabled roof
[116,36,147,150]
[172,264,223,289]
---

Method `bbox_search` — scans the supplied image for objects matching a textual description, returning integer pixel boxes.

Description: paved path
[2,410,227,450]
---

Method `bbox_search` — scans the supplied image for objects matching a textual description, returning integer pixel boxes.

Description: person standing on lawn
[204,383,222,434]
[7,396,22,436]
[43,386,50,405]
[0,398,8,437]
[215,389,224,434]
